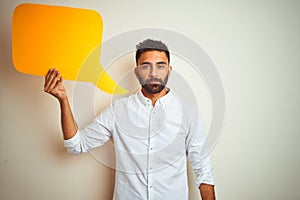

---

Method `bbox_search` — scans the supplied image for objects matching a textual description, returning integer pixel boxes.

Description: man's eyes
[157,64,167,69]
[141,64,167,70]
[142,65,151,70]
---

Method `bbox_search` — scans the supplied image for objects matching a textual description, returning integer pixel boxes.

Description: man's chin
[142,84,165,94]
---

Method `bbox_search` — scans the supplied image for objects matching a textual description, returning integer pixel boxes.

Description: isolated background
[1,0,299,200]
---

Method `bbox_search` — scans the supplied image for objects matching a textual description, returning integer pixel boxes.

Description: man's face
[135,50,172,94]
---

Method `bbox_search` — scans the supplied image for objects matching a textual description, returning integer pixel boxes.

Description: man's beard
[138,74,169,94]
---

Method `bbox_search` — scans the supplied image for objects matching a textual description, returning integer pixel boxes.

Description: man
[44,39,215,200]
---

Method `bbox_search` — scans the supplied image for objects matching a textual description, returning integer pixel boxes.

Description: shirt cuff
[196,171,215,187]
[63,131,80,148]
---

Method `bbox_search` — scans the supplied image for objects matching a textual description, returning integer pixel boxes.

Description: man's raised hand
[44,68,67,101]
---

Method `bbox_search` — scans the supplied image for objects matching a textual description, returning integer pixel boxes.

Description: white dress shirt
[64,90,214,200]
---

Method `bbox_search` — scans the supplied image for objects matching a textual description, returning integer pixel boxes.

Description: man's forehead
[138,50,168,62]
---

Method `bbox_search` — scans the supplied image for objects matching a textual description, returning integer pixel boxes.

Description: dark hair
[135,39,170,64]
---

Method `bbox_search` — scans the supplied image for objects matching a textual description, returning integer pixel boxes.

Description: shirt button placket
[148,108,156,200]
[147,139,154,200]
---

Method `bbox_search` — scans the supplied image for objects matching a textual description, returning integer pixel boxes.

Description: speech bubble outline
[12,3,127,94]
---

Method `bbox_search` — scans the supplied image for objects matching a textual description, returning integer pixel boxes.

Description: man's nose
[149,66,158,77]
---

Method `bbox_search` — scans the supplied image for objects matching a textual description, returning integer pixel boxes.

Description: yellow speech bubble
[12,3,127,94]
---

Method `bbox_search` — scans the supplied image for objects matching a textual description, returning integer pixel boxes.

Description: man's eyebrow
[140,61,152,65]
[156,61,167,65]
[140,61,167,65]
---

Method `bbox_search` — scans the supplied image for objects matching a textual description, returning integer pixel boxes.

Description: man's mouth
[146,78,162,85]
[148,81,161,85]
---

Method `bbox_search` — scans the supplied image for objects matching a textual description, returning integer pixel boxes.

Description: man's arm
[200,183,215,200]
[185,108,216,199]
[44,68,77,139]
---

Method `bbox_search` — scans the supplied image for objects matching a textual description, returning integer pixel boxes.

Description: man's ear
[168,66,173,77]
[134,67,139,78]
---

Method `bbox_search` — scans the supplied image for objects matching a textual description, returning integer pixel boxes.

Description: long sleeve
[64,105,114,154]
[186,111,215,186]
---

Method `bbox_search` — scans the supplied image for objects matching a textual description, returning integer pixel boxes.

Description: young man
[44,39,215,200]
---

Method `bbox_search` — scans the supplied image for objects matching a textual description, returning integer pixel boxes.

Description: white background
[0,0,299,199]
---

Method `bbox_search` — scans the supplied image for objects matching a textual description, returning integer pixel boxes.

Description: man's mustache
[145,78,163,84]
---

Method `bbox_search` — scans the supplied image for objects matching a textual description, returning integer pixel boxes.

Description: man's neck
[141,87,169,106]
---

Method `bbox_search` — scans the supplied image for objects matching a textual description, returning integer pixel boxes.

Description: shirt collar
[138,90,152,105]
[137,88,173,107]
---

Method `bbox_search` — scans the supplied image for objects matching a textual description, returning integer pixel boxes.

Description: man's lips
[146,78,162,85]
[147,81,161,85]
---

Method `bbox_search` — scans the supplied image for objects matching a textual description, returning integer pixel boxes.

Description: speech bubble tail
[76,43,128,95]
[94,65,128,95]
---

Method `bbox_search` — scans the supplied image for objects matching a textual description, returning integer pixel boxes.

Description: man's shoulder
[169,90,201,121]
[111,92,139,106]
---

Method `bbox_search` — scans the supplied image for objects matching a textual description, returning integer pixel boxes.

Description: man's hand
[44,68,67,101]
[43,68,77,140]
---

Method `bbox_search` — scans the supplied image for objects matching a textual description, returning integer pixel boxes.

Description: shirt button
[150,147,153,150]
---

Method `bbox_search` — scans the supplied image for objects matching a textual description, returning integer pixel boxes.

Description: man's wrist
[199,183,215,200]
[58,95,69,105]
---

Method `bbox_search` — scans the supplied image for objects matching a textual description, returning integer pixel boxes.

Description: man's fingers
[44,68,52,84]
[58,76,63,83]
[44,68,60,92]
[44,68,56,90]
[48,70,60,91]
[44,68,52,88]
